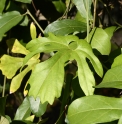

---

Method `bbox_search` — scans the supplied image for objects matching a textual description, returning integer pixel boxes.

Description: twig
[93,0,97,28]
[27,9,44,34]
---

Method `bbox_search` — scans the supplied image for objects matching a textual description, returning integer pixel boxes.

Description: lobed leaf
[67,95,122,124]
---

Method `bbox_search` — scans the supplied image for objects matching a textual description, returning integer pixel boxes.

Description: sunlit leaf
[44,19,86,35]
[95,65,122,89]
[67,95,122,124]
[0,55,23,79]
[0,11,24,37]
[88,28,111,55]
[30,22,37,40]
[118,115,122,124]
[26,34,103,104]
[28,51,70,104]
[0,116,9,124]
[7,39,29,55]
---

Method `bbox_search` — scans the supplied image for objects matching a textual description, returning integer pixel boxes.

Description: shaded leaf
[95,65,122,89]
[28,96,48,117]
[14,0,31,3]
[0,96,6,116]
[44,19,86,36]
[52,0,66,13]
[73,0,92,19]
[14,97,31,120]
[0,11,24,37]
[67,95,122,124]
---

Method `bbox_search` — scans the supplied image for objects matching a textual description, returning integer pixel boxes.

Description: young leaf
[44,19,87,36]
[95,65,122,89]
[67,95,122,124]
[0,96,7,116]
[0,11,24,37]
[28,96,48,117]
[30,22,37,40]
[73,0,93,20]
[14,97,31,120]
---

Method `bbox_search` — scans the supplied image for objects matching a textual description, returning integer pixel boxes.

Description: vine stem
[2,76,6,97]
[86,0,89,43]
[27,9,44,34]
[93,0,97,28]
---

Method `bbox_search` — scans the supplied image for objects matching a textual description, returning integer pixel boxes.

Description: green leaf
[14,97,31,120]
[67,95,122,124]
[0,116,9,124]
[52,0,66,13]
[44,19,87,36]
[14,0,31,3]
[26,34,103,104]
[28,96,48,117]
[111,54,122,68]
[0,11,24,37]
[118,115,122,124]
[30,22,37,40]
[28,51,70,104]
[0,0,6,13]
[89,28,111,55]
[95,65,122,89]
[0,55,23,79]
[73,0,93,20]
[0,96,6,116]
[7,39,29,55]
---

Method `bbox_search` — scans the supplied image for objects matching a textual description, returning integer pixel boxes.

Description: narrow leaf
[0,11,24,37]
[14,97,31,120]
[118,115,122,124]
[95,65,122,89]
[44,19,86,36]
[67,95,122,124]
